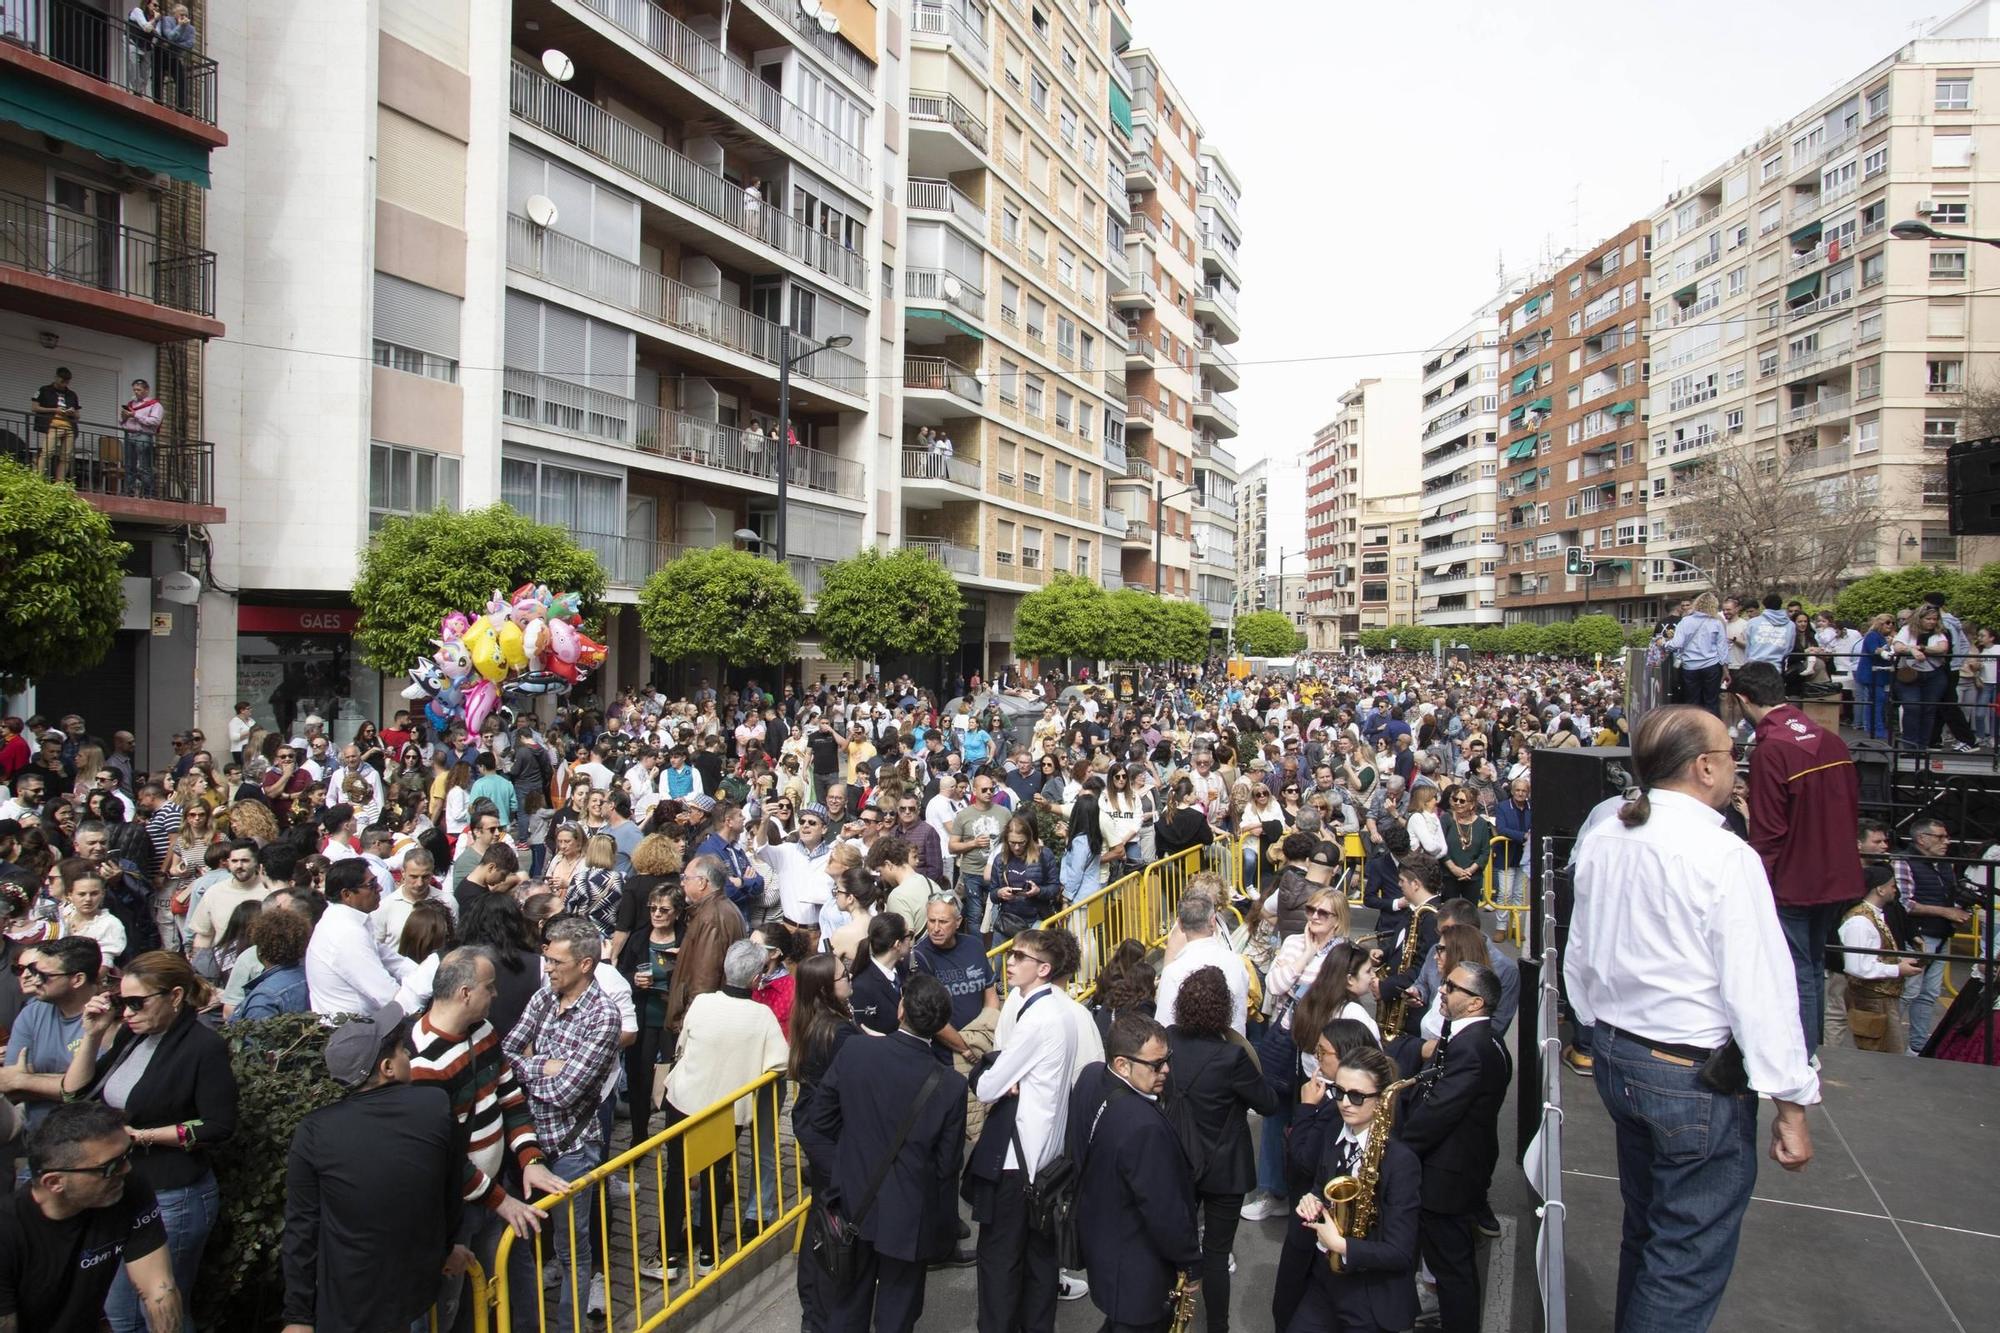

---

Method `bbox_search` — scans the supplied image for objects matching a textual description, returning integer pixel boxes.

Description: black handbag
[1010,1121,1083,1270]
[805,1064,945,1287]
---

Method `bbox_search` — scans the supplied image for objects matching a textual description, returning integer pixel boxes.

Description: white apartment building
[1305,376,1419,649]
[1645,0,2000,596]
[1416,307,1508,627]
[1235,456,1268,618]
[1192,144,1244,630]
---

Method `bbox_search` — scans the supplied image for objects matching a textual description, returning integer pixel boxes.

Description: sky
[1128,0,1963,567]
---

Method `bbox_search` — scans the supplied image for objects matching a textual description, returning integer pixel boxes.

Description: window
[1030,70,1050,112]
[369,444,461,530]
[1856,361,1882,399]
[1025,374,1045,414]
[1929,301,1967,337]
[1861,252,1886,287]
[1931,249,1968,280]
[1932,201,1969,227]
[1003,204,1021,243]
[1937,77,1971,111]
[1758,201,1783,235]
[1859,311,1884,344]
[1728,266,1748,297]
[1725,408,1743,432]
[1758,349,1779,378]
[1863,146,1887,178]
[1924,415,1960,447]
[500,456,623,567]
[1933,133,1973,169]
[1866,85,1889,120]
[373,272,462,382]
[1724,365,1746,391]
[1761,151,1784,182]
[1031,6,1050,40]
[1854,418,1881,454]
[1927,359,1963,393]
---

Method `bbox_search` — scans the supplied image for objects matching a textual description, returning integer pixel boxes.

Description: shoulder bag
[805,1063,946,1288]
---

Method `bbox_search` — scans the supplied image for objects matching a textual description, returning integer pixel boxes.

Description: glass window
[368,444,461,530]
[1937,78,1971,111]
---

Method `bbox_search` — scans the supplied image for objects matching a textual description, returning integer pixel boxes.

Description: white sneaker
[1417,1280,1440,1317]
[1058,1271,1090,1301]
[607,1176,633,1201]
[586,1272,606,1319]
[1227,1251,1237,1274]
[1239,1192,1285,1221]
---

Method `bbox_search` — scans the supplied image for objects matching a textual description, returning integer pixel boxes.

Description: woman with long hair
[1405,784,1447,858]
[616,879,685,1138]
[353,719,385,774]
[990,814,1060,941]
[566,832,625,936]
[1293,940,1382,1048]
[1155,775,1215,863]
[63,950,237,1331]
[442,760,475,840]
[457,892,543,1039]
[210,898,262,984]
[1060,780,1120,903]
[787,950,858,1332]
[1091,938,1158,1039]
[392,899,458,1012]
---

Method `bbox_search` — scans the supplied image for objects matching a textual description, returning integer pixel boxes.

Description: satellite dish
[799,0,823,15]
[540,48,575,83]
[941,275,963,302]
[818,10,839,33]
[524,194,559,229]
[159,571,202,606]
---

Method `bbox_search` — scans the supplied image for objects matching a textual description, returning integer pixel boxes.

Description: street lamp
[1889,219,2000,248]
[750,331,852,563]
[1155,480,1197,595]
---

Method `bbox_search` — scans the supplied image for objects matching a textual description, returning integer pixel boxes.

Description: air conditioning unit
[1916,200,1938,215]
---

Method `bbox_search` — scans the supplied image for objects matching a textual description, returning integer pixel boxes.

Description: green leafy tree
[1570,614,1629,659]
[1233,610,1304,657]
[0,461,131,693]
[1160,599,1212,663]
[352,505,606,674]
[812,547,963,663]
[1103,587,1159,662]
[1833,564,2000,630]
[1015,573,1113,661]
[639,546,804,664]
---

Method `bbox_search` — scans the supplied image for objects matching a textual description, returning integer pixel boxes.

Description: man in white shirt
[755,802,835,935]
[323,743,385,824]
[1565,705,1816,1333]
[1153,894,1248,1034]
[307,859,414,1016]
[371,848,453,948]
[925,773,963,851]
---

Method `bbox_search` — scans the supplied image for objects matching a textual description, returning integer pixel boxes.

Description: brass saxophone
[1377,904,1435,1039]
[1319,1076,1414,1273]
[1167,1271,1200,1333]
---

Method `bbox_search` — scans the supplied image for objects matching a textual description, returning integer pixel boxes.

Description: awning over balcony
[1672,282,1698,305]
[908,307,984,340]
[1786,273,1822,303]
[1110,83,1133,136]
[1507,406,1526,427]
[0,81,209,186]
[1608,399,1637,416]
[1789,220,1824,246]
[1511,367,1538,394]
[1505,438,1537,461]
[1523,295,1543,316]
[1516,466,1541,484]
[1528,397,1552,412]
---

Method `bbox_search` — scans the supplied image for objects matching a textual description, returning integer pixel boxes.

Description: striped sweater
[410,1012,544,1208]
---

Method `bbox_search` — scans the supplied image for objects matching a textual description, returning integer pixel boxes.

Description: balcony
[1785,339,1853,381]
[501,368,863,500]
[1199,334,1239,391]
[1200,227,1241,283]
[1203,596,1235,621]
[904,266,984,320]
[906,535,981,577]
[901,448,981,489]
[1199,169,1242,224]
[1107,161,1131,218]
[1111,267,1159,309]
[1196,281,1242,342]
[910,0,990,72]
[0,187,220,341]
[1102,436,1128,473]
[1124,332,1155,368]
[505,216,862,397]
[1195,433,1238,472]
[1785,391,1850,425]
[907,177,984,233]
[1117,452,1156,482]
[1,408,222,525]
[754,0,875,88]
[509,62,866,292]
[904,354,984,404]
[1103,506,1129,535]
[1126,144,1157,192]
[1197,492,1237,523]
[1,0,222,132]
[1124,397,1157,432]
[1193,388,1239,438]
[908,89,988,157]
[562,0,869,189]
[1122,520,1154,548]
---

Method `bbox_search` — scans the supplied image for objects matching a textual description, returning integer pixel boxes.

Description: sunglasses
[1125,1054,1171,1073]
[1007,949,1050,968]
[40,1146,132,1179]
[1439,978,1478,999]
[1306,906,1337,919]
[1330,1086,1381,1107]
[12,963,62,980]
[114,990,163,1013]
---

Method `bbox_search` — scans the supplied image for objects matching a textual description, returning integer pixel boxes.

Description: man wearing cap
[283,1003,464,1333]
[757,804,836,938]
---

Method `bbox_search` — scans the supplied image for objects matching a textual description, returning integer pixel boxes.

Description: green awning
[1523,295,1543,315]
[1109,84,1133,137]
[1528,397,1553,412]
[1789,220,1824,246]
[1507,406,1526,426]
[1608,400,1637,416]
[0,81,210,186]
[1516,466,1540,484]
[1786,274,1822,303]
[907,307,985,340]
[1511,367,1538,394]
[1505,438,1537,461]
[1672,283,1698,305]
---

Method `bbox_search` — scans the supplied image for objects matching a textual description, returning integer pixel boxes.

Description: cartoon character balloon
[406,582,601,732]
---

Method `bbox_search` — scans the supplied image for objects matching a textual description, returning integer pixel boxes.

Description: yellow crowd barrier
[426,1257,489,1332]
[984,845,1208,998]
[1479,835,1529,948]
[487,1069,807,1333]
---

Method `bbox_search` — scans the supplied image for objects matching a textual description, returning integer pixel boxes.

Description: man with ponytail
[1565,705,1818,1333]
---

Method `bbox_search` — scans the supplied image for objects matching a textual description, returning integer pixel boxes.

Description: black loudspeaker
[1531,745,1635,849]
[1948,436,2000,536]
[1850,738,1893,809]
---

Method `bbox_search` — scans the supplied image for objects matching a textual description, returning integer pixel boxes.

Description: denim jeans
[538,1146,602,1333]
[1901,934,1951,1053]
[1890,674,1934,750]
[1255,1098,1292,1199]
[1776,903,1840,1053]
[1592,1025,1759,1333]
[738,1079,783,1224]
[961,872,990,937]
[106,1170,219,1333]
[1976,682,1997,742]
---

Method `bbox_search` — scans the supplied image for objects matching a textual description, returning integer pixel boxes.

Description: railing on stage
[1527,836,1568,1333]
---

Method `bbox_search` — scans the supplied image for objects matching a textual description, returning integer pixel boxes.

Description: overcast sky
[1131,0,1956,566]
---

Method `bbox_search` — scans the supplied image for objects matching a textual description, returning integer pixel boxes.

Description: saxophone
[1167,1271,1200,1333]
[1377,904,1435,1039]
[1319,1076,1415,1274]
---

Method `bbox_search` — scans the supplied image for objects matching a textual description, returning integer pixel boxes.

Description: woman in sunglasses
[1439,784,1493,906]
[63,949,236,1332]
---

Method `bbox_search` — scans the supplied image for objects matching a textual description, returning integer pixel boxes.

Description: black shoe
[1475,1205,1502,1239]
[929,1246,977,1270]
[956,1218,971,1240]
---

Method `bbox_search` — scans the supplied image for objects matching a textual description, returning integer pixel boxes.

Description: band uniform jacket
[1165,1027,1279,1195]
[1394,1019,1510,1215]
[797,1027,967,1263]
[1286,1098,1422,1333]
[1068,1066,1203,1325]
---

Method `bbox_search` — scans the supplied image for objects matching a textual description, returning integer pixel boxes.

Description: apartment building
[1416,302,1515,628]
[1495,222,1658,625]
[0,0,229,757]
[1192,144,1243,631]
[1356,493,1422,630]
[1235,456,1268,618]
[1645,2,2000,599]
[1306,376,1419,649]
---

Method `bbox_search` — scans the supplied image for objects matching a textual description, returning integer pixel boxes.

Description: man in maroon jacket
[1727,663,1862,1055]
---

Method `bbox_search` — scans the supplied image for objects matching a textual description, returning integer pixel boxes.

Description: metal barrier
[427,1258,490,1332]
[983,845,1208,998]
[1528,835,1568,1333]
[1480,835,1530,948]
[488,1069,807,1332]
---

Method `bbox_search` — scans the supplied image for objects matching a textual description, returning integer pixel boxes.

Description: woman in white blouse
[1405,784,1447,858]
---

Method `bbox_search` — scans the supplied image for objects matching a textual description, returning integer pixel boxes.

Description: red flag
[1826,236,1841,262]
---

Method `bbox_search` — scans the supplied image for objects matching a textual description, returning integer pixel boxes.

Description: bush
[1233,610,1304,657]
[1015,573,1113,661]
[812,547,962,662]
[1832,564,2000,631]
[638,547,805,664]
[0,460,131,693]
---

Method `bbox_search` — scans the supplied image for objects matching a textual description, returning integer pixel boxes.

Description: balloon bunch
[402,583,606,733]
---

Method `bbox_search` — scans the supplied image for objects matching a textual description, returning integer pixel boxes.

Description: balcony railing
[1785,391,1850,424]
[1197,493,1237,522]
[1195,434,1237,471]
[1123,520,1154,544]
[1195,388,1240,430]
[1102,437,1128,473]
[1113,268,1159,303]
[0,408,214,509]
[1200,280,1240,314]
[906,535,980,576]
[911,1,990,68]
[0,187,216,316]
[502,368,863,499]
[509,62,866,292]
[1199,334,1238,370]
[904,266,984,319]
[908,90,988,152]
[1785,339,1853,380]
[3,0,219,126]
[907,177,984,231]
[506,216,861,394]
[904,355,984,403]
[1125,333,1154,363]
[901,448,981,487]
[566,0,869,188]
[1125,397,1157,424]
[754,0,874,88]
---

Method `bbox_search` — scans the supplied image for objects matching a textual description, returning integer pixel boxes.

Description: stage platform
[1557,1045,1999,1331]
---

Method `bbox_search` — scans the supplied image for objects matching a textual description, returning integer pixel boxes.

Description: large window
[369,444,461,531]
[502,455,624,571]
[373,272,462,382]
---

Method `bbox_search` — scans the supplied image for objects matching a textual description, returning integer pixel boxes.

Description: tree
[352,505,606,675]
[1833,563,2000,629]
[1661,438,1881,601]
[639,547,804,664]
[0,461,130,693]
[1014,573,1112,661]
[1233,610,1304,657]
[1570,614,1628,659]
[812,547,962,663]
[1103,587,1159,663]
[1159,599,1212,663]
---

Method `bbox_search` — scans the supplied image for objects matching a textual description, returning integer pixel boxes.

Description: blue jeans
[1901,934,1951,1053]
[1856,677,1889,740]
[106,1170,219,1333]
[1776,903,1840,1053]
[538,1146,602,1333]
[739,1079,784,1224]
[961,872,989,936]
[1592,1025,1758,1333]
[1976,682,1997,742]
[1256,1097,1292,1198]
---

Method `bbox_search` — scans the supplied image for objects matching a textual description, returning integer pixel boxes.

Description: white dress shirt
[371,884,457,949]
[324,764,386,823]
[758,840,834,928]
[1566,788,1820,1105]
[1155,932,1250,1034]
[1838,910,1903,980]
[980,983,1087,1177]
[306,901,416,1017]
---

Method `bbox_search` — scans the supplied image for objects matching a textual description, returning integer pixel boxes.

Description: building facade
[1304,376,1419,649]
[1416,306,1511,628]
[1356,493,1421,630]
[1495,222,1658,625]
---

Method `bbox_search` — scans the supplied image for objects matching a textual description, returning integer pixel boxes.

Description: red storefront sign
[237,606,360,635]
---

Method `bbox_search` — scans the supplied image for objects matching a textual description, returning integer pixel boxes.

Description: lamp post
[761,330,853,565]
[1155,479,1196,596]
[1892,527,1923,563]
[1890,219,2000,249]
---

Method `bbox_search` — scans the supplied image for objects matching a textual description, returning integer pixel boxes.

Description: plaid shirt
[503,980,621,1157]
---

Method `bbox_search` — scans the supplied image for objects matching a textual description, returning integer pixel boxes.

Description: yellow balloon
[497,618,529,670]
[463,616,507,683]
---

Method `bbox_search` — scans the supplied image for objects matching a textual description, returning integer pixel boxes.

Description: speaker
[1849,738,1893,809]
[1531,745,1635,849]
[1948,435,2000,536]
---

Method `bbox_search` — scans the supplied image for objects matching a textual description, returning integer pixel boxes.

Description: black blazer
[1288,1102,1422,1333]
[1376,904,1439,1013]
[797,1027,966,1264]
[1395,1019,1511,1215]
[87,1004,238,1192]
[1165,1028,1278,1195]
[1069,1070,1201,1325]
[848,957,907,1035]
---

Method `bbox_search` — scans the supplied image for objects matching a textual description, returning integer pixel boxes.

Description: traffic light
[1565,546,1586,575]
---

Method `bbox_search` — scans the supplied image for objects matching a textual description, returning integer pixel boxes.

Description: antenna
[524,194,559,229]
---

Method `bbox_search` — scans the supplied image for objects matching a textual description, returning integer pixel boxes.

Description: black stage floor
[1556,1046,1999,1332]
